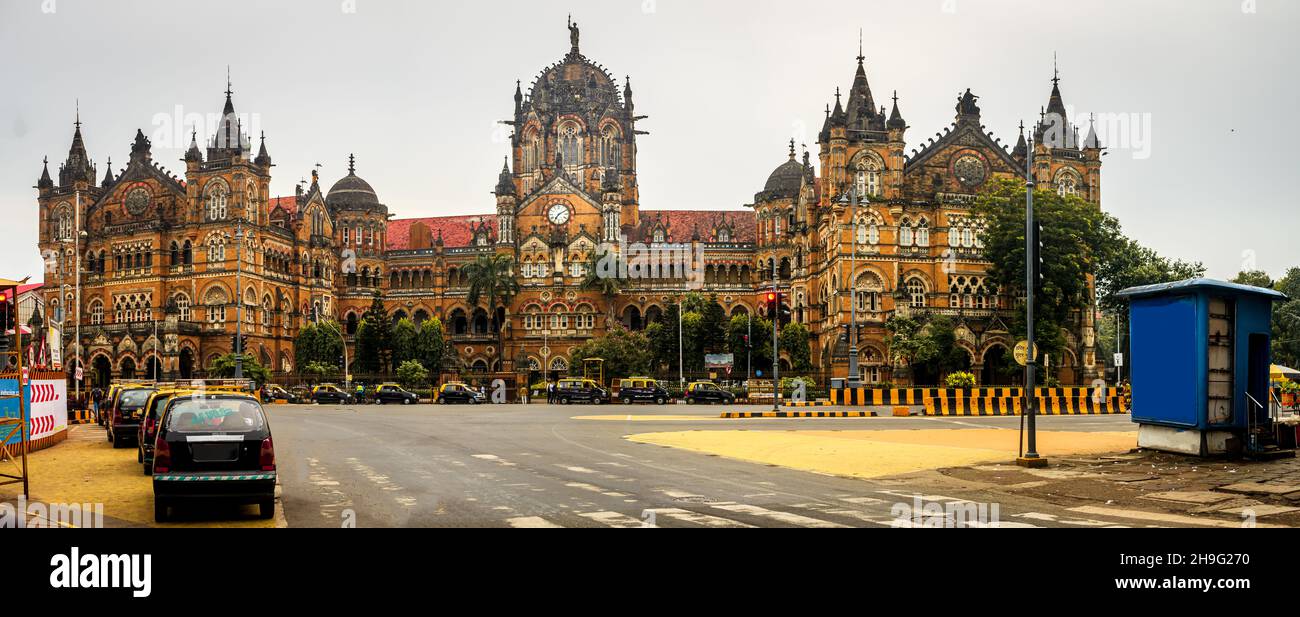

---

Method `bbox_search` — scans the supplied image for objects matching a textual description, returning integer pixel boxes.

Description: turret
[495,158,517,245]
[36,157,53,192]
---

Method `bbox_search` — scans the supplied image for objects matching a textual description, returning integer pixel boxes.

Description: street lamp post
[848,186,864,386]
[74,192,84,398]
[233,223,254,379]
[316,310,350,390]
[1019,137,1043,467]
[772,256,779,412]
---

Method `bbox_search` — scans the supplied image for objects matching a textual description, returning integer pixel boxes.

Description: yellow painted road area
[573,415,725,422]
[626,428,1137,479]
[0,426,274,528]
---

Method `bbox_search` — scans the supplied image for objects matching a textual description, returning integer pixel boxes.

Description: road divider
[831,386,1119,406]
[719,411,877,419]
[924,398,1022,417]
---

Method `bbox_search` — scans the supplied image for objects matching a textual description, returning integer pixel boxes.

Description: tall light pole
[1020,137,1042,466]
[772,256,779,412]
[316,309,350,390]
[677,296,684,389]
[847,185,864,385]
[74,192,84,397]
[234,223,254,379]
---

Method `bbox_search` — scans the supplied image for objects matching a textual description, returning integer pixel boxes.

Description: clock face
[125,187,151,215]
[547,202,571,225]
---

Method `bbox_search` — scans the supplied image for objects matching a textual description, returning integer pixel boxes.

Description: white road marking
[565,482,629,498]
[507,516,563,528]
[558,465,597,474]
[472,454,517,466]
[711,503,850,528]
[840,496,889,506]
[650,508,755,528]
[578,511,647,528]
[658,489,705,499]
[346,457,418,508]
[306,457,353,521]
[1015,512,1128,527]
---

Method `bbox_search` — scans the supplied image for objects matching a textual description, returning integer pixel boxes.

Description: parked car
[138,389,182,474]
[684,381,735,405]
[436,383,486,404]
[261,384,300,404]
[616,377,671,405]
[311,384,355,404]
[554,378,609,405]
[374,383,420,405]
[109,386,157,448]
[151,392,276,522]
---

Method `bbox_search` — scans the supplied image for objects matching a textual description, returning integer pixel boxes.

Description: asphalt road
[268,402,1138,528]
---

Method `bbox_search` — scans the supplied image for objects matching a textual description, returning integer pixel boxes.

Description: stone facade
[35,23,1102,387]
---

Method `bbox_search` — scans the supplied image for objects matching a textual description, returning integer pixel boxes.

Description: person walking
[546,381,555,404]
[91,386,103,422]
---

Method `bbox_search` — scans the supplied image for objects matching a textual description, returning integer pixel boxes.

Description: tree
[302,361,338,382]
[464,253,520,370]
[779,322,813,374]
[355,293,393,374]
[392,318,419,367]
[884,315,937,378]
[567,325,653,386]
[699,296,729,355]
[295,322,343,371]
[727,313,771,377]
[395,360,431,389]
[915,315,970,380]
[210,353,270,385]
[1233,270,1274,288]
[416,317,447,374]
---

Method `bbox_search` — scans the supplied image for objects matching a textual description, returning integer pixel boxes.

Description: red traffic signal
[765,292,777,303]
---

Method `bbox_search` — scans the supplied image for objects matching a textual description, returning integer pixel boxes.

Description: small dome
[326,155,382,211]
[761,158,805,200]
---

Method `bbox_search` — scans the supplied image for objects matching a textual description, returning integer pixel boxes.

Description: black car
[374,384,420,405]
[617,378,671,405]
[311,385,355,404]
[436,383,486,404]
[109,387,156,448]
[152,393,276,522]
[554,378,609,405]
[684,382,736,405]
[262,385,300,404]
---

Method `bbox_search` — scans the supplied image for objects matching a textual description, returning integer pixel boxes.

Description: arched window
[600,125,620,169]
[1056,170,1080,197]
[899,218,914,247]
[204,286,228,324]
[905,277,927,308]
[262,295,273,328]
[55,205,73,241]
[522,128,542,172]
[855,271,884,313]
[916,218,930,247]
[206,235,226,265]
[182,241,193,265]
[89,299,104,325]
[854,155,883,198]
[174,293,191,322]
[246,182,259,225]
[311,209,325,236]
[559,122,582,175]
[205,180,228,221]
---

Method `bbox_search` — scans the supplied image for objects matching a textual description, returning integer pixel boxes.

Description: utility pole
[848,185,862,385]
[747,311,752,383]
[1019,137,1044,467]
[772,257,779,412]
[74,191,82,398]
[234,223,253,379]
[678,296,684,389]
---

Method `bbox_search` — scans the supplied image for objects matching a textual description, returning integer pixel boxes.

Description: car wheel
[621,397,632,405]
[154,499,169,523]
[258,499,275,520]
[404,398,413,405]
[656,397,666,405]
[438,398,447,405]
[561,397,570,405]
[143,463,152,476]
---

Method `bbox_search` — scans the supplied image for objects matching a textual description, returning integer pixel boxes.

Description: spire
[1045,54,1068,119]
[819,104,832,142]
[496,157,516,196]
[1013,120,1028,157]
[514,79,523,116]
[887,90,906,130]
[845,48,878,131]
[624,75,633,107]
[184,128,203,163]
[347,153,356,175]
[831,88,846,127]
[788,138,797,160]
[255,131,272,166]
[223,65,234,114]
[210,69,246,158]
[37,156,53,190]
[101,157,115,187]
[1084,113,1101,149]
[59,104,94,187]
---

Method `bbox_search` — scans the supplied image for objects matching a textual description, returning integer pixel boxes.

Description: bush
[945,372,977,388]
[396,360,431,389]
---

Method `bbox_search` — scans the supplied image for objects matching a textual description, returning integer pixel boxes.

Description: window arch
[54,203,73,241]
[89,299,104,325]
[855,214,881,247]
[854,153,884,198]
[898,217,914,247]
[599,125,621,169]
[522,127,542,172]
[1055,169,1081,197]
[203,286,229,324]
[916,218,930,247]
[311,208,326,236]
[245,182,259,225]
[204,179,229,221]
[905,277,928,308]
[206,234,226,265]
[173,293,191,322]
[558,121,583,175]
[855,271,884,313]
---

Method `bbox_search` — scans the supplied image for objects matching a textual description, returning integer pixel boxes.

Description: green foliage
[464,253,520,366]
[417,317,447,374]
[208,353,270,385]
[295,322,344,372]
[1232,270,1274,289]
[1270,268,1300,368]
[395,360,431,388]
[884,315,937,369]
[917,315,970,378]
[727,313,771,376]
[392,318,419,367]
[302,361,338,380]
[945,371,977,388]
[355,293,393,374]
[779,322,813,373]
[567,325,653,386]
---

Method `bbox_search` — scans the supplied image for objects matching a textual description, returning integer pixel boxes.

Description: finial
[74,99,81,129]
[788,139,796,159]
[226,65,233,98]
[1052,52,1059,86]
[835,87,842,102]
[892,90,898,104]
[348,153,355,174]
[857,28,864,64]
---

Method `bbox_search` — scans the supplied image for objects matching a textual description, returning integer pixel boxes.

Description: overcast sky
[2,0,1297,283]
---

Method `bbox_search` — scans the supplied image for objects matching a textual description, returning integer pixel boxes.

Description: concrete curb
[719,411,878,419]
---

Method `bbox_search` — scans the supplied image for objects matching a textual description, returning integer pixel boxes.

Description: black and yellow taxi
[151,391,276,522]
[374,383,420,405]
[436,382,486,404]
[138,383,250,475]
[554,378,609,405]
[108,385,157,448]
[311,384,355,404]
[683,381,735,405]
[261,383,301,404]
[616,377,672,405]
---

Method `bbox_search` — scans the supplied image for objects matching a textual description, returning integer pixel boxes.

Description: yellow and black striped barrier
[720,410,877,419]
[68,409,95,425]
[923,398,1022,416]
[831,387,1120,407]
[787,400,833,407]
[1032,397,1128,415]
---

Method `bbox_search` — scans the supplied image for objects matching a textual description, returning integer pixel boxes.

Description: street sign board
[1014,340,1040,366]
[1114,353,1124,367]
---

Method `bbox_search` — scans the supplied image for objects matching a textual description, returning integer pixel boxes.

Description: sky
[2,0,1297,283]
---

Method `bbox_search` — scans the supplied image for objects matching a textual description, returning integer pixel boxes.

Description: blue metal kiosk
[1118,279,1288,456]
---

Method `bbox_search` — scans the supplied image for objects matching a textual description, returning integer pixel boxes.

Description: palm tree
[463,253,520,372]
[580,248,626,328]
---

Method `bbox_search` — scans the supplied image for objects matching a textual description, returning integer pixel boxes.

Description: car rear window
[166,398,267,434]
[120,390,155,408]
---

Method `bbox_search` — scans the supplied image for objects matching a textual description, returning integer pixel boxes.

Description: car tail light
[143,416,155,437]
[259,436,276,471]
[113,405,123,422]
[153,439,171,473]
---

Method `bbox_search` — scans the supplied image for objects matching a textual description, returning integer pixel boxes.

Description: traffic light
[1031,220,1045,292]
[764,292,779,319]
[0,292,11,353]
[742,334,751,348]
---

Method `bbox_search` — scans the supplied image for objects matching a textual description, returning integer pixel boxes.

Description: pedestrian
[91,386,103,420]
[547,381,555,404]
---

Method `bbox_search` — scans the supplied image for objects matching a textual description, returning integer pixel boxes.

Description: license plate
[191,442,239,463]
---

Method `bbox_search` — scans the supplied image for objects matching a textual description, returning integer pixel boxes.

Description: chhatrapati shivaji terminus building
[35,22,1102,388]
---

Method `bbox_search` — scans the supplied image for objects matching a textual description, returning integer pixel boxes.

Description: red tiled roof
[387,215,498,250]
[270,196,298,216]
[17,283,43,295]
[637,210,755,243]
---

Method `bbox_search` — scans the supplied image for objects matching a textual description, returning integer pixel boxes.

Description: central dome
[326,155,381,211]
[761,158,805,200]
